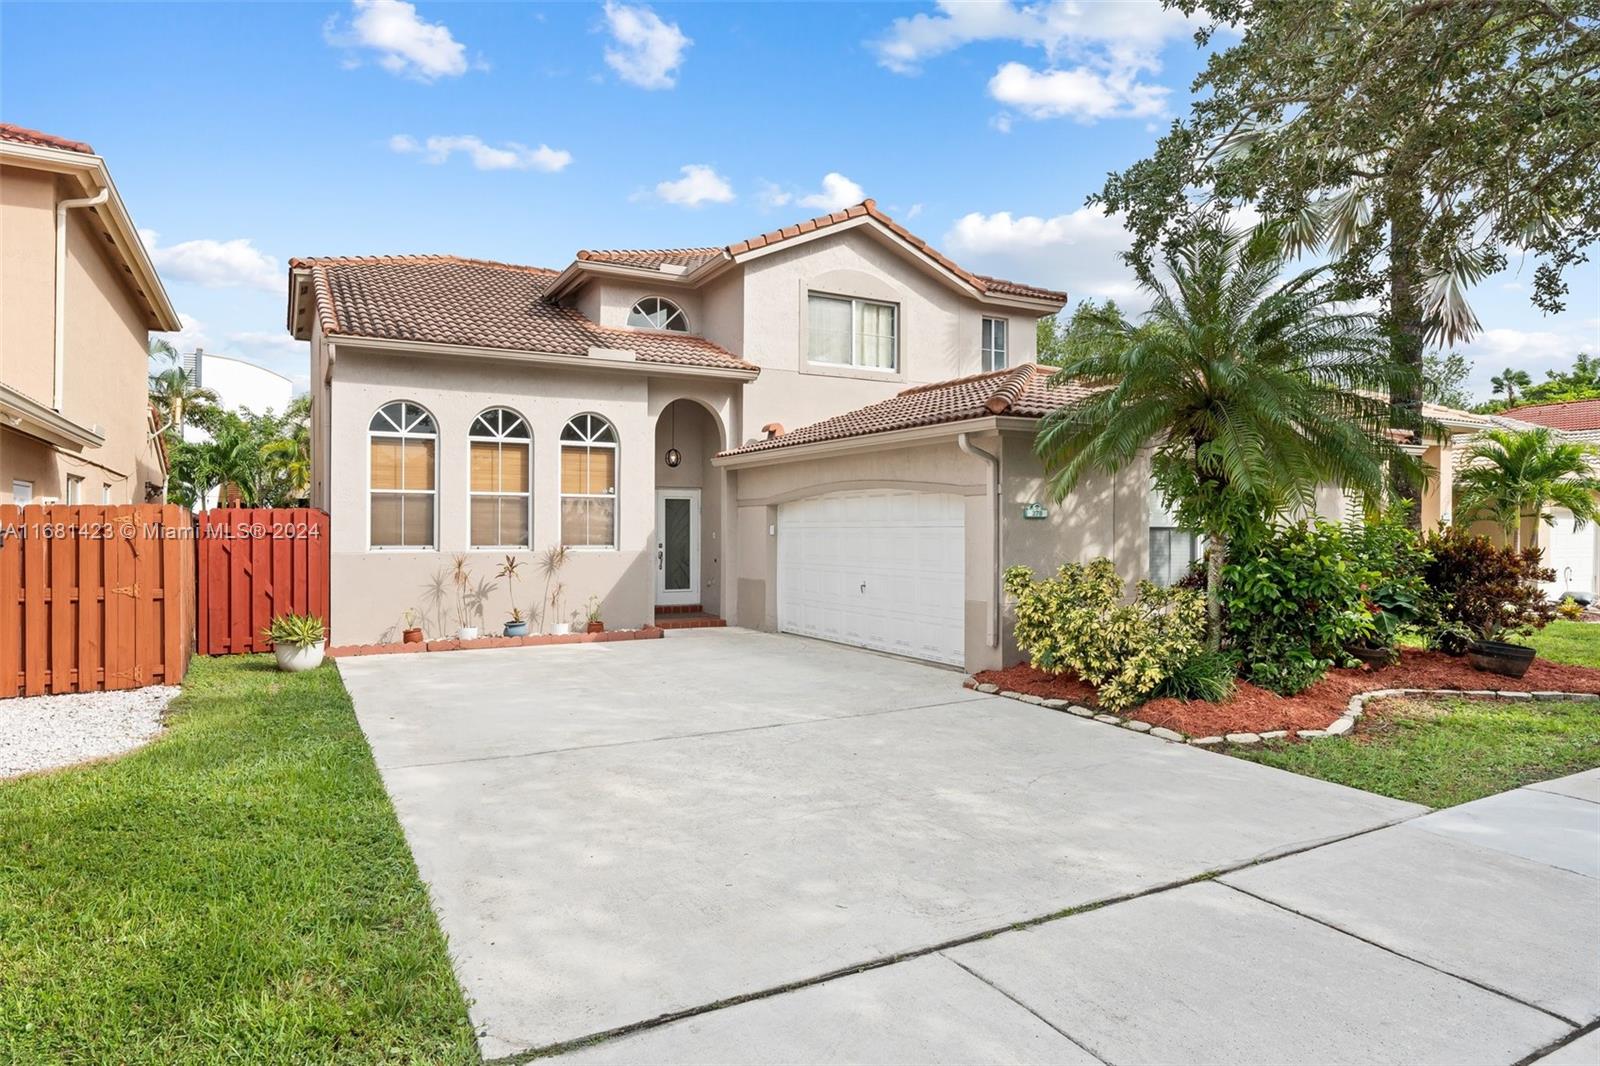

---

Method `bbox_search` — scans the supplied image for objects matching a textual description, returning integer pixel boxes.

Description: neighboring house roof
[1499,398,1600,432]
[718,363,1093,457]
[573,200,1069,306]
[287,254,756,374]
[0,122,93,154]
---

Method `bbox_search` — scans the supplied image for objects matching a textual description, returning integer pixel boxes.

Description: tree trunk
[1205,528,1227,652]
[1386,179,1426,528]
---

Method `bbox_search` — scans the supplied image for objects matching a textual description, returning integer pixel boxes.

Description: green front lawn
[1526,619,1600,668]
[0,657,477,1065]
[1230,695,1600,808]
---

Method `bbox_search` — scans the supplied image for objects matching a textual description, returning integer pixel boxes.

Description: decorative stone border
[963,678,1600,748]
[328,626,663,658]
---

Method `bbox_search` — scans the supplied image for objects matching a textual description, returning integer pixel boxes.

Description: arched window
[469,407,531,549]
[369,401,436,549]
[627,296,688,332]
[560,414,618,549]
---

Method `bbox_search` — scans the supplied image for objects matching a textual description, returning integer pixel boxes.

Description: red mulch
[973,649,1600,737]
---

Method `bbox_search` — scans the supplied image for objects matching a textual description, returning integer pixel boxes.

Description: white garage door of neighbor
[777,490,965,666]
[1543,508,1596,601]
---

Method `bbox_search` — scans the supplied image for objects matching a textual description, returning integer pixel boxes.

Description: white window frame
[628,296,689,332]
[982,316,1009,372]
[806,292,898,372]
[368,400,438,551]
[560,413,619,551]
[468,407,532,550]
[102,483,113,504]
[11,480,33,505]
[65,475,83,504]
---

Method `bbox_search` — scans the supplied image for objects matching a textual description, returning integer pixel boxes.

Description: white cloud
[903,203,924,220]
[653,164,734,207]
[603,1,691,90]
[757,181,793,209]
[874,0,1194,125]
[390,133,572,172]
[798,172,867,212]
[944,206,1142,304]
[140,229,281,293]
[325,0,472,82]
[988,61,1168,122]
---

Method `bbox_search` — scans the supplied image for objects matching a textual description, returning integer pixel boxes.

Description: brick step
[653,604,705,615]
[654,612,727,630]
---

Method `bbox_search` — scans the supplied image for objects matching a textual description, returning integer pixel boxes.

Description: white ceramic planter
[551,622,571,636]
[274,641,325,672]
[457,626,480,641]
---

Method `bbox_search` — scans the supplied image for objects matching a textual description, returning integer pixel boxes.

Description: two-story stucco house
[289,200,1165,670]
[1,124,180,505]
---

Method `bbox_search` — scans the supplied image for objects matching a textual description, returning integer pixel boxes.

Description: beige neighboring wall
[0,159,171,504]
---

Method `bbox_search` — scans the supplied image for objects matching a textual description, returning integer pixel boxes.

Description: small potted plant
[584,595,604,634]
[401,607,424,644]
[451,555,479,640]
[537,546,569,634]
[549,582,570,635]
[497,555,529,637]
[266,612,326,672]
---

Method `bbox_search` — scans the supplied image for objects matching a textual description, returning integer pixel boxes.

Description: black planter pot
[1347,644,1395,669]
[1467,640,1536,679]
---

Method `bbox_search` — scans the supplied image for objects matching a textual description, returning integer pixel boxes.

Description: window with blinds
[369,401,437,548]
[469,408,531,549]
[560,414,618,549]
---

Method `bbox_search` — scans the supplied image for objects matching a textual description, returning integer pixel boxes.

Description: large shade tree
[1097,0,1600,516]
[1034,224,1422,648]
[1454,427,1600,550]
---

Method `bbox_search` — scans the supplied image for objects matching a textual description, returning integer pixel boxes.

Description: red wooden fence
[1,504,194,697]
[196,508,330,655]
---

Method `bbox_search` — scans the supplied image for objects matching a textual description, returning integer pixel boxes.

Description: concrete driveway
[339,629,1597,1063]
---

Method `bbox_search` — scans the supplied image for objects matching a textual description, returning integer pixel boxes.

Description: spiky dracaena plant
[1454,427,1600,551]
[1034,224,1425,650]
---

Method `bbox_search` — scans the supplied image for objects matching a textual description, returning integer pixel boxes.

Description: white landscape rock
[0,686,177,778]
[1150,727,1185,742]
[1326,717,1355,736]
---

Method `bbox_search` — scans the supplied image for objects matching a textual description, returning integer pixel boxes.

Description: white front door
[655,488,701,606]
[777,490,965,666]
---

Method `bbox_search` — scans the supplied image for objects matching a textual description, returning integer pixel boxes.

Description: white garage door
[777,490,965,666]
[1543,508,1596,602]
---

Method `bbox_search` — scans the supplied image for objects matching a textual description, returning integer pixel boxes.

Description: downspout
[958,432,1001,648]
[54,185,110,412]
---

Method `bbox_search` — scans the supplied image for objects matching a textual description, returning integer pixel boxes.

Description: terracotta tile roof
[288,254,756,373]
[578,200,1069,304]
[0,122,93,154]
[720,364,1093,456]
[1499,398,1600,432]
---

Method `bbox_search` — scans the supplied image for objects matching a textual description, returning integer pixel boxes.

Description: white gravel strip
[0,686,179,779]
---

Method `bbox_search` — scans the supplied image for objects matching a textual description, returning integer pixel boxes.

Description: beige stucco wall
[0,163,162,504]
[723,428,1148,672]
[322,344,738,643]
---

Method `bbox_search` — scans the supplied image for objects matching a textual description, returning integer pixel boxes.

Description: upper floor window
[469,407,531,549]
[807,293,897,371]
[628,297,688,332]
[369,401,436,549]
[560,414,618,549]
[982,317,1008,372]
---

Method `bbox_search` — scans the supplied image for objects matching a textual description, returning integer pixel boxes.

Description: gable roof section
[573,200,1068,306]
[0,122,93,154]
[287,254,756,373]
[719,363,1092,458]
[1499,398,1600,432]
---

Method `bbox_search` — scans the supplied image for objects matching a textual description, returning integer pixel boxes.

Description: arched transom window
[560,414,618,549]
[369,401,436,549]
[627,296,688,332]
[469,407,531,549]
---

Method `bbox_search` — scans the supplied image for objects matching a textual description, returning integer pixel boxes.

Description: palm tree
[1454,428,1600,551]
[261,396,311,503]
[1490,368,1533,408]
[148,342,219,440]
[1034,224,1422,649]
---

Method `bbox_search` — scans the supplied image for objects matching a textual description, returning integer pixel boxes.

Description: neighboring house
[179,348,296,509]
[1495,398,1600,444]
[0,123,180,506]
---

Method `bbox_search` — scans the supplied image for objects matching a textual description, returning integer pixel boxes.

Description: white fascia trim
[0,384,106,451]
[331,335,759,381]
[0,142,181,331]
[713,416,1017,469]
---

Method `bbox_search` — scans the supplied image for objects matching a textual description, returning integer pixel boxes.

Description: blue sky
[3,1,1595,399]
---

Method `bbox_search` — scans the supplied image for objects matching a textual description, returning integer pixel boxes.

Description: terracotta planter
[1467,640,1536,678]
[402,627,424,644]
[586,620,605,634]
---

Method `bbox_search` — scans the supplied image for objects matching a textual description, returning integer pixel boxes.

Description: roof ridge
[1505,397,1600,411]
[983,363,1042,414]
[0,122,94,154]
[576,246,723,261]
[289,253,559,275]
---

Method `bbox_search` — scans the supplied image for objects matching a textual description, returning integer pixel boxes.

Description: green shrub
[1345,505,1433,649]
[1223,520,1371,694]
[1559,596,1584,621]
[1421,527,1555,649]
[1155,650,1238,702]
[1004,559,1205,710]
[264,612,326,649]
